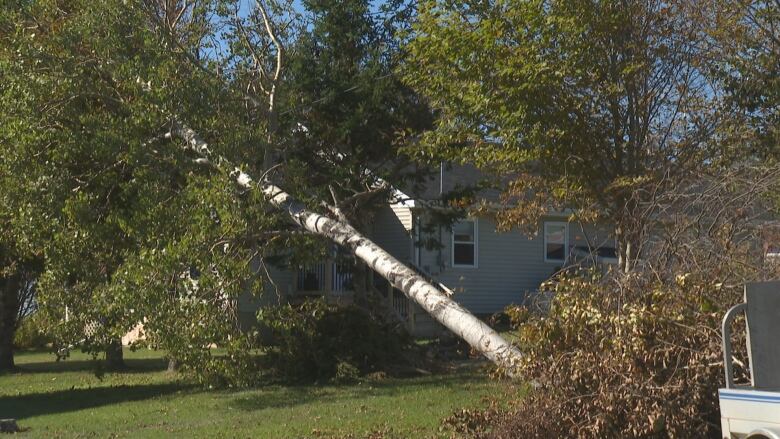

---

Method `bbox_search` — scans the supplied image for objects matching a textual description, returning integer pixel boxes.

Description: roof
[400,162,503,204]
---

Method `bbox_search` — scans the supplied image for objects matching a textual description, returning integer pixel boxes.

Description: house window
[544,222,569,263]
[596,245,618,263]
[452,220,477,267]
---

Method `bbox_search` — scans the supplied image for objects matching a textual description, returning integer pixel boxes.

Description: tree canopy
[0,0,450,379]
[0,0,271,377]
[404,0,726,269]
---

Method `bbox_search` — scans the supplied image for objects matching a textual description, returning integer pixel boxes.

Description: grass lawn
[0,349,515,438]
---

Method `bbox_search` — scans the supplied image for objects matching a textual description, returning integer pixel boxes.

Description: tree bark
[0,271,21,371]
[105,339,125,369]
[172,123,522,372]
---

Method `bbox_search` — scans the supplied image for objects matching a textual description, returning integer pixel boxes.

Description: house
[238,164,619,337]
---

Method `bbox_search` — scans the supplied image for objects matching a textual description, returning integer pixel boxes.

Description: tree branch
[167,120,522,372]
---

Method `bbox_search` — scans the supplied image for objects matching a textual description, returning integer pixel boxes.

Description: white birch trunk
[172,123,522,372]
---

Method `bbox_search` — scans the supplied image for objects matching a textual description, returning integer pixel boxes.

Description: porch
[291,261,420,334]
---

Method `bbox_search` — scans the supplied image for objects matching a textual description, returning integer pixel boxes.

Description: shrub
[440,398,506,438]
[13,312,53,349]
[473,271,739,438]
[333,360,361,384]
[259,299,411,383]
[165,337,266,388]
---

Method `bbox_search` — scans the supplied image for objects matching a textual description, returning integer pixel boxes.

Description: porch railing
[296,261,418,334]
[391,288,410,319]
[296,261,353,295]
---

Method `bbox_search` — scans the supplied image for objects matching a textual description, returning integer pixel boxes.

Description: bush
[165,337,266,388]
[440,398,507,438]
[13,312,53,349]
[466,271,737,438]
[259,299,411,383]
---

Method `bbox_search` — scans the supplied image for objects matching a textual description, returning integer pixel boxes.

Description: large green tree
[1,0,521,378]
[1,0,270,378]
[0,101,43,370]
[404,0,721,271]
[0,246,41,370]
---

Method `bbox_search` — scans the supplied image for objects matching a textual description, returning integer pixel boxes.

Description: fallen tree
[170,122,522,372]
[2,0,520,376]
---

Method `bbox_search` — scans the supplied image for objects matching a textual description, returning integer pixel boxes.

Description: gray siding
[236,200,616,330]
[417,215,615,314]
[371,205,414,263]
[418,217,550,314]
[239,258,295,314]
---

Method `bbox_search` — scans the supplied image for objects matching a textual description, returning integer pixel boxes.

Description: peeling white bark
[171,123,522,372]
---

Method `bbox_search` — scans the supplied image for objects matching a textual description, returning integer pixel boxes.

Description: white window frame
[544,222,569,263]
[451,219,478,268]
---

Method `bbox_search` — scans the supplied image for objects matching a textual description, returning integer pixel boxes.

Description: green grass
[0,349,514,438]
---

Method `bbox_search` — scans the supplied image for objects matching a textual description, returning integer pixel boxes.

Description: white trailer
[719,281,780,439]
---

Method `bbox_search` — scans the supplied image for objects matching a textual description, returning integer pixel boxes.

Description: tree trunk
[0,341,12,371]
[172,123,522,372]
[0,272,21,372]
[616,222,640,274]
[105,339,124,369]
[167,357,179,372]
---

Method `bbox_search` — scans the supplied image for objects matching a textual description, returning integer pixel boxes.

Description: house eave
[405,199,577,219]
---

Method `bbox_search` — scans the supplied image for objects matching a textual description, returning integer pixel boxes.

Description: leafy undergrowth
[0,349,516,438]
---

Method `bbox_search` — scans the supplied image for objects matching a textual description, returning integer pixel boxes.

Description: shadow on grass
[0,382,195,420]
[13,357,168,374]
[229,372,483,412]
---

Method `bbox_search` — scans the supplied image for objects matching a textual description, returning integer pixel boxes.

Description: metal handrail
[722,302,747,389]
